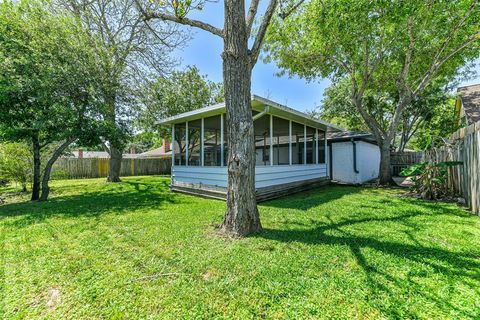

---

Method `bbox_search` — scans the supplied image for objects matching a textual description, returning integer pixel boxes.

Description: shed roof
[458,84,480,124]
[157,94,343,132]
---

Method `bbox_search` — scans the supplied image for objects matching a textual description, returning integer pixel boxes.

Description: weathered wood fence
[427,121,480,215]
[52,158,171,179]
[390,151,424,176]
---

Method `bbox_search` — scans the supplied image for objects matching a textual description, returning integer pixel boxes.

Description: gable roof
[458,84,480,124]
[156,94,343,132]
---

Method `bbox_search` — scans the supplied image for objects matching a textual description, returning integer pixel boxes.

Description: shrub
[0,143,33,191]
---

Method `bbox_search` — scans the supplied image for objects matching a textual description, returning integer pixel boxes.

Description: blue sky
[173,2,479,113]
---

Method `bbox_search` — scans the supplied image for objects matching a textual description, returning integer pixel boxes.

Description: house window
[174,123,186,166]
[254,114,270,166]
[291,122,304,164]
[188,119,202,166]
[272,116,290,165]
[204,115,222,166]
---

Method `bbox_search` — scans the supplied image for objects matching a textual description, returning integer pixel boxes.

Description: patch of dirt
[46,287,61,310]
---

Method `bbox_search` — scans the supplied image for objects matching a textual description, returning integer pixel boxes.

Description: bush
[400,161,462,200]
[0,142,33,191]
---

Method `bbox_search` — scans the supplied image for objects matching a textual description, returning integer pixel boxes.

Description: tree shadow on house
[0,178,186,228]
[253,204,480,318]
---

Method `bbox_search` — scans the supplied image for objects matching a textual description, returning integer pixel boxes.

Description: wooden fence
[52,157,172,179]
[426,121,480,215]
[390,151,424,176]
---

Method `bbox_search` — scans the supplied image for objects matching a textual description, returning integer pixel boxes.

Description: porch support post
[201,118,204,166]
[289,120,292,165]
[220,114,224,167]
[325,131,328,174]
[270,114,273,166]
[185,121,189,167]
[303,124,307,165]
[171,124,175,168]
[316,128,319,164]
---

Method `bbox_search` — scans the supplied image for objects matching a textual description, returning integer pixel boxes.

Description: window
[174,123,186,166]
[291,122,304,164]
[272,116,290,165]
[204,115,222,166]
[254,114,270,165]
[306,126,316,164]
[187,119,201,166]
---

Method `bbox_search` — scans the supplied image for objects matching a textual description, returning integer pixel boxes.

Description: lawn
[1,176,480,319]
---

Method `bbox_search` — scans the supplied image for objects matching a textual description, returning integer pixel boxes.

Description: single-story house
[158,95,380,201]
[455,84,480,126]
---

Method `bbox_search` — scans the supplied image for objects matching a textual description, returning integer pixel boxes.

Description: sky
[172,2,480,113]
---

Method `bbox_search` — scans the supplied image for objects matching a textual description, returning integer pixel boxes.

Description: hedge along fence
[426,121,480,215]
[52,157,172,179]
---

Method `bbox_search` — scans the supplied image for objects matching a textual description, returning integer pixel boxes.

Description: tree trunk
[107,144,122,182]
[31,134,41,201]
[219,0,261,237]
[378,140,393,185]
[39,139,74,201]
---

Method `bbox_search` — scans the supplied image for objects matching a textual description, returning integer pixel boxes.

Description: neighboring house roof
[69,151,139,159]
[157,94,343,132]
[457,84,480,124]
[137,147,171,158]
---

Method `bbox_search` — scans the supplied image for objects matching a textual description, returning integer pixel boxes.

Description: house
[158,95,381,201]
[137,140,173,158]
[70,148,138,159]
[455,84,480,126]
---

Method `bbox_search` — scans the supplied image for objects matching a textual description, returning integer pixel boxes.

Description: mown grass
[1,176,480,319]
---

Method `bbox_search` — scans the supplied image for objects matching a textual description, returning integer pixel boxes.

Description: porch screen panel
[318,130,326,163]
[187,119,202,166]
[306,126,316,164]
[254,114,270,166]
[204,115,222,166]
[291,122,304,164]
[174,123,186,166]
[272,116,290,165]
[222,114,228,166]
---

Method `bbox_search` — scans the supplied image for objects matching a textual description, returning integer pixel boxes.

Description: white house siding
[331,141,380,184]
[172,164,327,189]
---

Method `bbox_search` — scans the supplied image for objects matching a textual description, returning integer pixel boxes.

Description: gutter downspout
[351,139,359,174]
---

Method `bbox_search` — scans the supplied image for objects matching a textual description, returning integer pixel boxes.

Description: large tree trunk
[107,144,122,182]
[31,134,41,201]
[219,0,261,237]
[378,140,393,185]
[39,139,74,201]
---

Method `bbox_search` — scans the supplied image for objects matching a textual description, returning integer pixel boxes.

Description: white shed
[328,133,380,184]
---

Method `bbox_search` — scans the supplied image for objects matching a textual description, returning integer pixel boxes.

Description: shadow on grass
[256,193,480,318]
[0,178,185,228]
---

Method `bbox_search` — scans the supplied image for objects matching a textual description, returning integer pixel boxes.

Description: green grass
[1,176,480,319]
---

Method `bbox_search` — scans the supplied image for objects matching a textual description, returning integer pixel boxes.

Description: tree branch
[139,5,223,38]
[246,0,261,37]
[279,0,306,19]
[249,0,278,67]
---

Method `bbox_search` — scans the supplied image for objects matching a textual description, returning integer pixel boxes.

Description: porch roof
[156,94,343,132]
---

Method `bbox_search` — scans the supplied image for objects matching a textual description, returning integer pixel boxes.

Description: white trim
[289,120,292,165]
[201,118,204,166]
[185,121,189,167]
[270,114,273,166]
[220,113,224,167]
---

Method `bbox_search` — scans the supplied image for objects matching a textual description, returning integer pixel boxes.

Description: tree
[265,0,480,184]
[137,0,303,236]
[317,78,457,151]
[60,0,185,183]
[0,0,104,201]
[0,143,33,192]
[137,66,223,136]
